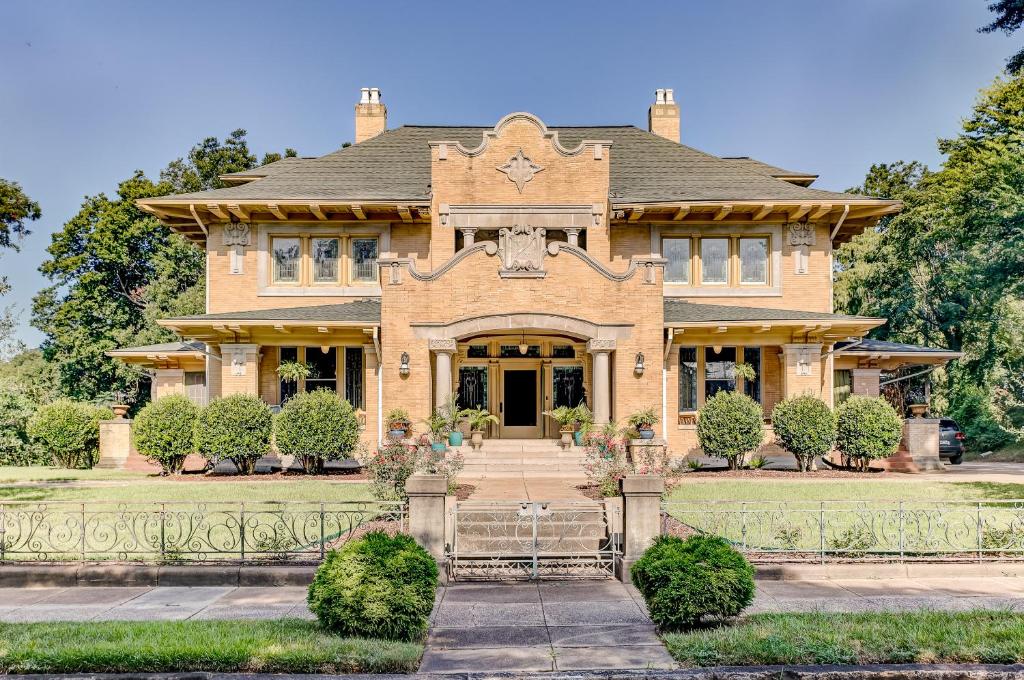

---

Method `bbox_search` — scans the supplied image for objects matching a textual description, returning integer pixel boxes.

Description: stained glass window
[740,237,768,284]
[272,238,300,283]
[679,347,697,411]
[312,238,340,283]
[663,238,691,283]
[344,347,363,409]
[351,238,378,282]
[458,367,488,410]
[701,238,729,284]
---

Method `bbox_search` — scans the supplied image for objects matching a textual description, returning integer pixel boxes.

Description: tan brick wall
[153,369,185,399]
[217,344,260,397]
[390,224,431,270]
[610,227,651,267]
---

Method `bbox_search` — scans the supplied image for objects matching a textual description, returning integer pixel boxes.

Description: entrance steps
[455,439,587,478]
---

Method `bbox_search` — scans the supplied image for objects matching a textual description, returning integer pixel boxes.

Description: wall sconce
[399,352,410,376]
[634,352,645,375]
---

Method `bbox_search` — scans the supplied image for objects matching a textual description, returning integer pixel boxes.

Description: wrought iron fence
[0,500,406,563]
[662,499,1024,562]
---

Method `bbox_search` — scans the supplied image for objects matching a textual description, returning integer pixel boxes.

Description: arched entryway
[415,314,631,437]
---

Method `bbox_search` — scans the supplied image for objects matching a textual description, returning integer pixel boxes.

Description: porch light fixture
[712,345,723,354]
[320,344,330,354]
[518,330,529,356]
[634,352,645,375]
[399,352,410,376]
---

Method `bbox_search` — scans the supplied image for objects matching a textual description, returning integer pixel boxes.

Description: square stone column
[781,343,823,399]
[406,474,449,560]
[218,343,260,397]
[851,368,882,397]
[619,475,664,583]
[97,417,133,469]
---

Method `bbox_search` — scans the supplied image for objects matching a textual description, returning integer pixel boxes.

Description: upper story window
[663,238,691,284]
[312,238,340,283]
[739,237,768,284]
[269,234,378,287]
[351,238,378,282]
[272,237,301,283]
[700,238,729,284]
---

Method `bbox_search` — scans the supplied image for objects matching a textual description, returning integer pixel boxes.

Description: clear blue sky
[0,0,1015,347]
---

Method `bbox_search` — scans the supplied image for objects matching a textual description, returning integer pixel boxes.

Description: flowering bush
[363,437,420,501]
[583,426,630,496]
[415,434,464,494]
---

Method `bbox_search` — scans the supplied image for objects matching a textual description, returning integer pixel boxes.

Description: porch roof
[159,299,382,326]
[663,300,881,326]
[106,341,207,357]
[834,338,962,361]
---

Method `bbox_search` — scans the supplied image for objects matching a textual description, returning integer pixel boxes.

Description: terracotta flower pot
[470,430,484,451]
[112,404,130,419]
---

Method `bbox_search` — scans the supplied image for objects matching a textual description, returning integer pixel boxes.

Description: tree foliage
[0,178,42,358]
[835,74,1024,447]
[31,130,294,402]
[981,0,1024,74]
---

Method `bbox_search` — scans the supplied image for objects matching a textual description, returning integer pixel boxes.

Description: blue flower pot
[638,428,655,440]
[574,431,584,447]
[431,442,447,453]
[449,431,464,447]
[389,429,406,439]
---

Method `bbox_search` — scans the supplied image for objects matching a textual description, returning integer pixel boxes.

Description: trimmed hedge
[26,399,111,469]
[194,394,272,474]
[274,390,360,474]
[697,391,764,470]
[772,395,837,472]
[836,395,903,467]
[631,534,755,631]
[307,531,438,641]
[132,395,199,475]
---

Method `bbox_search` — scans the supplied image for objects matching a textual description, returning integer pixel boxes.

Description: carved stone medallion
[497,149,543,193]
[224,222,252,247]
[498,225,547,275]
[787,223,815,247]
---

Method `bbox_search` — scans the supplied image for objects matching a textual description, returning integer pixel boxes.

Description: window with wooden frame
[267,234,379,287]
[678,344,764,417]
[663,237,691,284]
[661,231,774,288]
[271,237,301,284]
[739,237,769,285]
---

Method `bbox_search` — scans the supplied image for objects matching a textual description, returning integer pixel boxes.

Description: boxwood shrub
[696,391,764,469]
[194,394,272,474]
[26,399,111,468]
[274,389,360,474]
[132,394,199,475]
[772,395,837,472]
[307,531,438,641]
[836,395,903,469]
[631,534,755,631]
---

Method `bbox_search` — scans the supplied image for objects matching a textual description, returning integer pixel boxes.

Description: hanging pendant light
[518,330,529,356]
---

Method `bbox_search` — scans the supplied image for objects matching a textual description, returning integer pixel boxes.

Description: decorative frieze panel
[497,148,543,193]
[787,223,816,275]
[497,225,547,277]
[224,222,251,276]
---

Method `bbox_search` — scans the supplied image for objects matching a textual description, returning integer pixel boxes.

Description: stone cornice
[547,242,666,284]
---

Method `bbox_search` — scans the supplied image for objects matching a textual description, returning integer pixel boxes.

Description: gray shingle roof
[160,125,870,204]
[720,157,817,180]
[169,299,381,323]
[664,300,878,324]
[108,341,206,354]
[834,339,960,354]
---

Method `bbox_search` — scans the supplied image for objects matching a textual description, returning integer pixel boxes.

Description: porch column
[588,339,615,425]
[781,343,823,399]
[460,228,477,248]
[218,343,261,397]
[851,368,882,397]
[430,339,457,409]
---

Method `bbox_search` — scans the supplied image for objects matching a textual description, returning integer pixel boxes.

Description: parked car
[939,418,965,465]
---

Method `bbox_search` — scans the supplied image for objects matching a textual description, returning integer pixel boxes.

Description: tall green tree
[32,130,294,401]
[0,178,41,358]
[980,0,1024,73]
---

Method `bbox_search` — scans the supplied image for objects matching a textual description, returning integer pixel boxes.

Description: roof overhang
[157,318,380,343]
[105,348,206,369]
[834,348,964,367]
[664,317,883,344]
[137,199,431,245]
[611,200,901,244]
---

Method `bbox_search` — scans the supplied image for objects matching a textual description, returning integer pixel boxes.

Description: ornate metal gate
[447,500,620,579]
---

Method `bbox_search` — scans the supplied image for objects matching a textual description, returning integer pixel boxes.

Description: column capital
[851,368,882,376]
[781,343,823,354]
[586,338,616,354]
[428,338,457,354]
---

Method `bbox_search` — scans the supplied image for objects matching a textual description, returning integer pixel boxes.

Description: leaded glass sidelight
[663,237,691,283]
[679,347,697,411]
[351,238,378,282]
[272,237,301,283]
[458,367,488,410]
[312,238,340,283]
[700,238,729,284]
[344,347,364,409]
[743,347,762,403]
[740,237,768,284]
[552,366,586,409]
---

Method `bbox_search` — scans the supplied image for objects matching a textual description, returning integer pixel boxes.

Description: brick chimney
[354,87,387,144]
[648,88,680,143]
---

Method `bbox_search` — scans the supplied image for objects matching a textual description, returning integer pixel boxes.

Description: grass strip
[663,611,1024,667]
[0,619,422,674]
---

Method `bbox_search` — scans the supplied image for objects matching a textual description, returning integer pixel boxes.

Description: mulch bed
[678,468,885,479]
[453,483,476,500]
[161,469,370,482]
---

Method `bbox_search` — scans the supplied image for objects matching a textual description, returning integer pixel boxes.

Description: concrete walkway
[468,475,589,500]
[422,580,674,673]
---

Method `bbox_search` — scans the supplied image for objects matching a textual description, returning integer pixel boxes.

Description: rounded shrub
[307,531,438,641]
[772,395,837,472]
[132,394,199,475]
[696,391,764,469]
[631,534,755,631]
[274,389,360,474]
[836,395,903,469]
[194,394,272,474]
[26,399,111,469]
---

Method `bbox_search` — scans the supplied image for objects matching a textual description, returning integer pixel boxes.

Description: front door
[501,367,541,438]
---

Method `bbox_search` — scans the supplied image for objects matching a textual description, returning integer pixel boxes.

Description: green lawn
[0,466,149,483]
[664,612,1024,666]
[667,478,1024,503]
[0,620,421,674]
[968,443,1024,463]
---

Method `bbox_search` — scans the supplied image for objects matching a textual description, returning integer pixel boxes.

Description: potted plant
[424,409,450,452]
[543,405,577,449]
[437,392,469,447]
[627,407,660,440]
[573,402,593,447]
[464,408,499,450]
[386,408,411,439]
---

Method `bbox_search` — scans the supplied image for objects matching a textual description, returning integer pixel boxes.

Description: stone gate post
[406,474,448,560]
[619,475,665,583]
